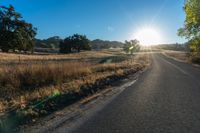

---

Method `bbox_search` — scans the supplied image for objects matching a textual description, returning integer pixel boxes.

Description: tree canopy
[123,39,140,54]
[178,0,200,39]
[178,0,200,56]
[59,34,91,53]
[0,5,37,52]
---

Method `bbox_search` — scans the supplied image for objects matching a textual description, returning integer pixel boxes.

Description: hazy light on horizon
[132,26,163,45]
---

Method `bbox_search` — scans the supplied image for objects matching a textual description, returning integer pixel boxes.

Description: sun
[133,27,163,46]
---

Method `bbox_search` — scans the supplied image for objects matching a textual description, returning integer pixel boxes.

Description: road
[64,53,200,133]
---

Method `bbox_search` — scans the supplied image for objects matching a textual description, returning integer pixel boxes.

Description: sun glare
[133,27,163,46]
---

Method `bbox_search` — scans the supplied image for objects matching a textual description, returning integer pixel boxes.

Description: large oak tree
[60,34,91,53]
[0,5,37,52]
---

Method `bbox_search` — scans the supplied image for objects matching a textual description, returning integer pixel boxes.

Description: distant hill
[34,37,124,53]
[90,39,124,50]
[35,36,62,49]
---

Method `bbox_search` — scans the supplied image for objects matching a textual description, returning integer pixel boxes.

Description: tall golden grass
[0,62,91,97]
[0,50,119,62]
[0,51,150,114]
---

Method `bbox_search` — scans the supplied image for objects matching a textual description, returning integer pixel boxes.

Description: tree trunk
[77,47,80,53]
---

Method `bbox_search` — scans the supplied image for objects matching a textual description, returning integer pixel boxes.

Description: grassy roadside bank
[0,50,150,132]
[162,51,189,62]
[162,51,200,65]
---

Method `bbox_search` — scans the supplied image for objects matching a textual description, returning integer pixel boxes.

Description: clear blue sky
[1,0,186,44]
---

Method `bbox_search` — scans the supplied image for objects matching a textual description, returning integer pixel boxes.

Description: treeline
[89,39,124,50]
[59,35,125,53]
[0,5,36,53]
[154,43,189,51]
[35,38,124,50]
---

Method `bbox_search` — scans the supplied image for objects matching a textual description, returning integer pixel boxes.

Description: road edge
[20,68,148,133]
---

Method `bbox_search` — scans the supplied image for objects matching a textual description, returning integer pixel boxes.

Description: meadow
[0,49,150,130]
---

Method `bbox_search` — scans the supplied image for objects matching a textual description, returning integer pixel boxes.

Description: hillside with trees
[35,36,61,49]
[89,39,124,50]
[36,38,124,52]
[0,5,124,54]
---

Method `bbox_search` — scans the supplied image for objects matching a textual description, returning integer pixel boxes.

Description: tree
[59,34,91,53]
[178,0,200,56]
[0,5,37,52]
[71,34,91,52]
[123,39,140,54]
[59,37,72,53]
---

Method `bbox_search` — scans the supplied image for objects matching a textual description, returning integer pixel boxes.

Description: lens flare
[133,27,163,46]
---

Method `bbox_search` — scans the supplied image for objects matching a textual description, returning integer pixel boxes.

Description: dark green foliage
[59,37,72,53]
[0,5,37,52]
[123,40,140,54]
[59,34,91,53]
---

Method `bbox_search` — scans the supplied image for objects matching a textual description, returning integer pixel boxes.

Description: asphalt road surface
[70,53,200,133]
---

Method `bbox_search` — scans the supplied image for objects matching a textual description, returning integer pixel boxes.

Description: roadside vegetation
[153,43,189,52]
[159,0,200,65]
[162,51,190,62]
[0,50,150,131]
[178,0,200,64]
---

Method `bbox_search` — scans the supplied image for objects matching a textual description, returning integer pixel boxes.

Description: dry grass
[163,51,189,62]
[163,51,200,65]
[0,62,91,98]
[0,50,121,63]
[0,50,150,115]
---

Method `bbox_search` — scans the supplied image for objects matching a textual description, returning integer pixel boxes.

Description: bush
[190,56,200,64]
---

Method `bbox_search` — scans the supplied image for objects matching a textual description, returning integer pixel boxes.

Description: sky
[1,0,186,44]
